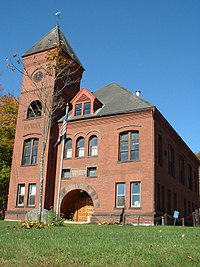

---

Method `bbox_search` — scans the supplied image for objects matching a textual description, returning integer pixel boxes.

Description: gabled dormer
[71,87,102,117]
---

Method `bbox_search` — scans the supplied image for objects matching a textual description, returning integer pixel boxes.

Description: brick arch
[60,183,100,208]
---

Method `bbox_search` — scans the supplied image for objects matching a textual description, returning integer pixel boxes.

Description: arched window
[63,138,72,159]
[89,135,98,156]
[22,138,39,165]
[27,100,42,119]
[76,137,85,157]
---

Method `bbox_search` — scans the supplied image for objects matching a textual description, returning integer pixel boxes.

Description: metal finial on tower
[55,11,61,27]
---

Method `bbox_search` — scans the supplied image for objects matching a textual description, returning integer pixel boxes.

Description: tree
[0,94,18,218]
[195,152,200,161]
[7,38,82,222]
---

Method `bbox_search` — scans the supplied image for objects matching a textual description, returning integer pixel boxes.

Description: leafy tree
[0,94,18,218]
[7,39,81,222]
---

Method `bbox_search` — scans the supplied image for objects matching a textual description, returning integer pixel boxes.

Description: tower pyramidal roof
[23,26,84,68]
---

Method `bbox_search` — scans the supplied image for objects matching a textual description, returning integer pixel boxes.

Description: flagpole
[56,103,69,218]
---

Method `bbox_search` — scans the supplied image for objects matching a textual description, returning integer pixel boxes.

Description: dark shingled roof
[23,26,84,68]
[61,82,153,122]
[92,82,153,116]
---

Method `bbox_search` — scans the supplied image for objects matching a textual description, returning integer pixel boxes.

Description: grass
[0,221,199,267]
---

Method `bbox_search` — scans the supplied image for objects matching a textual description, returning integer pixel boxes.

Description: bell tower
[6,27,84,220]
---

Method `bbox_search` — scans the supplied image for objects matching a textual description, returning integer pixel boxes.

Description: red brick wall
[154,109,199,222]
[54,109,155,224]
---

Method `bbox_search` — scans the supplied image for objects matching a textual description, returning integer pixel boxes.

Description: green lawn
[0,221,199,267]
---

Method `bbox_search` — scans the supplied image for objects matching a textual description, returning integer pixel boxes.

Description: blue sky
[0,0,200,152]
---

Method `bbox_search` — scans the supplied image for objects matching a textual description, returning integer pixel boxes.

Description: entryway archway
[60,189,94,222]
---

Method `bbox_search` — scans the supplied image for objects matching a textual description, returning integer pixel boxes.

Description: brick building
[5,27,199,225]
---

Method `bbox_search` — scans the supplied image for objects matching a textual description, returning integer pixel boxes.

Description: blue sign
[173,211,179,219]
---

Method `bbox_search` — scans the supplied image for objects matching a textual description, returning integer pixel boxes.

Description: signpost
[173,211,179,226]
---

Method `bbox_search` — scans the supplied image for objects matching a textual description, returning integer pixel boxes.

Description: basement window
[87,167,97,177]
[62,169,71,179]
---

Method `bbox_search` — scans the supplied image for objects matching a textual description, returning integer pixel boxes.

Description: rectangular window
[87,167,97,177]
[158,135,163,166]
[75,103,82,116]
[131,182,141,207]
[83,102,91,115]
[119,131,139,161]
[116,183,125,208]
[66,149,72,158]
[78,147,84,157]
[130,132,139,160]
[17,184,25,207]
[22,138,38,166]
[28,184,36,207]
[62,169,71,179]
[120,132,129,161]
[31,139,39,165]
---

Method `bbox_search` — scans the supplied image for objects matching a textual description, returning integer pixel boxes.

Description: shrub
[48,208,64,227]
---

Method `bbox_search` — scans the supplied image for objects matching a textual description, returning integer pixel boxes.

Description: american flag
[55,106,68,147]
[59,114,68,138]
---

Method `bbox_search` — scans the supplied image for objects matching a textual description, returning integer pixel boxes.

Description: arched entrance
[60,189,94,222]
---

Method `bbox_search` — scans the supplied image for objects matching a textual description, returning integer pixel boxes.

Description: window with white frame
[64,138,72,159]
[27,184,36,207]
[76,137,85,157]
[131,182,141,207]
[17,184,25,207]
[89,135,98,156]
[116,183,125,208]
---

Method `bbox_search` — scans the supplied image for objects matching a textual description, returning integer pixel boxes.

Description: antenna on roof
[55,11,61,27]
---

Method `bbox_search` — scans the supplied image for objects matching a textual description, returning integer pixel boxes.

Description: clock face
[33,71,43,83]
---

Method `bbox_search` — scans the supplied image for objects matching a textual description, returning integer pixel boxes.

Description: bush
[48,208,64,227]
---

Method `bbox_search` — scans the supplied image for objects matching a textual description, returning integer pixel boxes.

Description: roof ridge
[94,82,152,107]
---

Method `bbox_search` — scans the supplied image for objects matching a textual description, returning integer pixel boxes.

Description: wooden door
[74,197,93,222]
